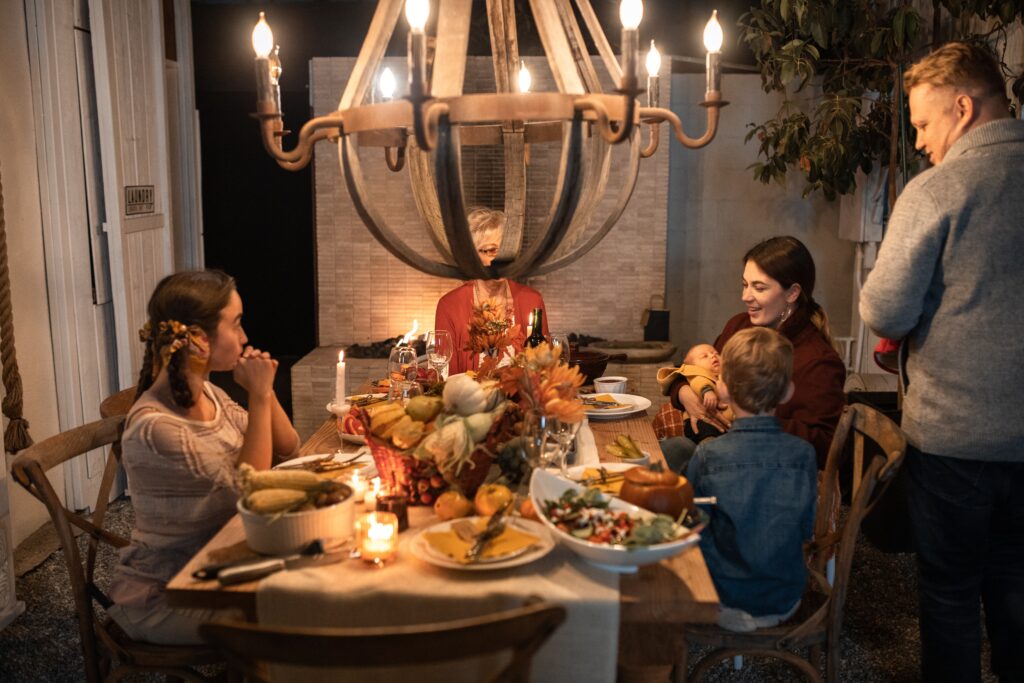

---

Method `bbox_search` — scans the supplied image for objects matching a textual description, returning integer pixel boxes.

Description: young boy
[686,326,817,632]
[656,343,735,443]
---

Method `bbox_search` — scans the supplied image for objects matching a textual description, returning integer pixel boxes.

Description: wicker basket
[364,435,448,506]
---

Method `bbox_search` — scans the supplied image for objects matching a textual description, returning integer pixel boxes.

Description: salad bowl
[528,468,703,573]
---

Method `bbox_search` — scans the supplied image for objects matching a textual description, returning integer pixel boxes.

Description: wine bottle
[525,308,546,348]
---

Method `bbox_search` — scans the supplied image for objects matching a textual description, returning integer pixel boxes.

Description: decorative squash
[618,465,694,519]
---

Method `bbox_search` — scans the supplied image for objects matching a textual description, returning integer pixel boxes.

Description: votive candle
[356,512,399,565]
[364,476,382,508]
[349,470,368,501]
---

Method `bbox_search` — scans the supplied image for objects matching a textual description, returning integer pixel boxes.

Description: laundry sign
[124,185,155,215]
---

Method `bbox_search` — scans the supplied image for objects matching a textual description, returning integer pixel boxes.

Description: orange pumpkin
[618,466,694,519]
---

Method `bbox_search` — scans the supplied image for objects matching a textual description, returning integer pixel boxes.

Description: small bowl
[593,376,628,394]
[238,485,355,555]
[608,449,651,467]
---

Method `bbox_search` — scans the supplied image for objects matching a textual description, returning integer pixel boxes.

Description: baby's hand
[702,391,719,412]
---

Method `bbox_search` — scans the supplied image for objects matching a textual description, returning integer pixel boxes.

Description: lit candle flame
[518,61,532,93]
[338,350,345,364]
[379,67,396,100]
[368,521,394,542]
[619,0,643,30]
[405,0,429,32]
[646,40,661,77]
[251,12,273,59]
[703,10,723,53]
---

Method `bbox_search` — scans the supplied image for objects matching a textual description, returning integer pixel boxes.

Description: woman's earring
[780,305,792,324]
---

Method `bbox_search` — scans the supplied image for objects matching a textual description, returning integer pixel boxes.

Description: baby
[656,343,734,443]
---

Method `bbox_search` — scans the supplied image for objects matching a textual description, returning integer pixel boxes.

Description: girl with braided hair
[108,270,299,644]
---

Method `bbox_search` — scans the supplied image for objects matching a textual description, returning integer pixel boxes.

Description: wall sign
[124,185,155,215]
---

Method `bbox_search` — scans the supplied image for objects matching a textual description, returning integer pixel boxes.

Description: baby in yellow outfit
[656,344,735,443]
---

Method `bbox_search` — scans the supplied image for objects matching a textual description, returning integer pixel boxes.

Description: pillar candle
[336,350,347,405]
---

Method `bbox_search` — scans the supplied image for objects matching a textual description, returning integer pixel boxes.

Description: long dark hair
[744,236,836,349]
[135,270,236,408]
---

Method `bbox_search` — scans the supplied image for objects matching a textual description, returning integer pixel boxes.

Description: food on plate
[541,488,681,546]
[618,466,694,519]
[276,454,361,478]
[340,413,366,436]
[605,434,645,460]
[434,490,474,520]
[239,464,350,515]
[423,518,540,564]
[584,394,627,410]
[474,483,514,516]
[578,467,626,495]
[519,496,541,522]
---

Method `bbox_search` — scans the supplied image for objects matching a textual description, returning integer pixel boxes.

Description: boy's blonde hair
[721,327,793,414]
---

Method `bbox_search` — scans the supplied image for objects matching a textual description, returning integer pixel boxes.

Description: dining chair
[99,386,137,418]
[10,414,222,682]
[674,402,907,683]
[199,600,567,683]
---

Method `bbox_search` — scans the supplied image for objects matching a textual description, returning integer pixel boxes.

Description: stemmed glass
[549,419,582,476]
[425,330,453,380]
[387,345,419,401]
[549,332,571,360]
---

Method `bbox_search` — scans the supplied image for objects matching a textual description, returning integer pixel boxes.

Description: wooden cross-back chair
[199,600,567,683]
[675,402,907,683]
[10,395,221,682]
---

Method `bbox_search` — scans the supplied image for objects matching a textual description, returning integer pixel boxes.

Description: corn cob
[245,488,309,514]
[239,463,325,492]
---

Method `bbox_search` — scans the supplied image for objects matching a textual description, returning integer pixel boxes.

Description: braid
[135,341,156,401]
[166,348,194,409]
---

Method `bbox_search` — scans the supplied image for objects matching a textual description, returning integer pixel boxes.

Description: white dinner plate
[581,393,652,419]
[409,517,554,571]
[274,448,375,477]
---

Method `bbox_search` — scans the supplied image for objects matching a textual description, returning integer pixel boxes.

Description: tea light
[364,476,382,508]
[356,512,399,565]
[348,470,368,501]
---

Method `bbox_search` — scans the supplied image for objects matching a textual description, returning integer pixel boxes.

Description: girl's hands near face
[234,346,278,396]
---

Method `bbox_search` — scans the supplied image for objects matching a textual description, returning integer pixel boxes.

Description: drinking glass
[425,330,453,380]
[387,345,419,400]
[549,332,571,360]
[549,419,582,476]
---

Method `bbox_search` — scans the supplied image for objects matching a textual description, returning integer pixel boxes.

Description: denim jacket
[686,416,817,616]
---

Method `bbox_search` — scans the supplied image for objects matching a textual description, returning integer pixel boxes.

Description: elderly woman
[662,236,846,471]
[434,208,548,374]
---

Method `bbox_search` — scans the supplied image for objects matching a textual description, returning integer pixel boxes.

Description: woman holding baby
[661,236,846,471]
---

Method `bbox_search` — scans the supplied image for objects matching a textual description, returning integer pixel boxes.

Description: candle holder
[376,495,409,532]
[356,511,399,566]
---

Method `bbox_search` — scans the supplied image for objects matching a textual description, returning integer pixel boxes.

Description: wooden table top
[165,400,719,675]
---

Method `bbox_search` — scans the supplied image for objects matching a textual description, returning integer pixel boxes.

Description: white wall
[666,73,855,356]
[1,1,65,546]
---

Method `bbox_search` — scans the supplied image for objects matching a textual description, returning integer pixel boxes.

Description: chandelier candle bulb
[646,40,661,107]
[379,67,396,101]
[518,61,531,94]
[251,13,276,110]
[268,46,282,112]
[703,10,724,94]
[335,350,346,406]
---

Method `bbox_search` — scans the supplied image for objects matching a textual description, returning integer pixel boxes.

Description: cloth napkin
[257,538,619,682]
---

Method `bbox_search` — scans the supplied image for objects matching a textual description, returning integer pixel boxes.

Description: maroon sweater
[671,307,846,466]
[434,281,548,375]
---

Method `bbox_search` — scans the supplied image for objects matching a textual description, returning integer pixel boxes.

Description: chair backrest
[799,403,906,645]
[99,385,137,418]
[199,601,568,683]
[10,414,129,683]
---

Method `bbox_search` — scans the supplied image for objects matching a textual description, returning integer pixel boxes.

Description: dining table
[166,392,719,682]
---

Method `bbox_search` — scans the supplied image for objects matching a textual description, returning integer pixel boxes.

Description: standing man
[860,42,1024,682]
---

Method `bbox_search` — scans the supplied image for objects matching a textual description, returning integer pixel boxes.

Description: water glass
[425,330,453,380]
[387,345,419,400]
[549,332,571,360]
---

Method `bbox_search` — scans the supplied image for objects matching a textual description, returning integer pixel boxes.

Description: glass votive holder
[375,495,409,532]
[355,511,399,566]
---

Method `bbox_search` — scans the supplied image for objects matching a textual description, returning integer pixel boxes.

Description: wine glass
[387,345,419,400]
[549,332,571,360]
[425,330,453,380]
[549,419,582,476]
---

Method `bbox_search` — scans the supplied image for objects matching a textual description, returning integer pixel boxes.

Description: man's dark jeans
[907,446,1024,682]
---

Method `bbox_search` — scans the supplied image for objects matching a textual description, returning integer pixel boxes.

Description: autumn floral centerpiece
[465,297,520,363]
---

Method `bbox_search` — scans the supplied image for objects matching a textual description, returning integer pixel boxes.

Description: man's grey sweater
[860,118,1024,461]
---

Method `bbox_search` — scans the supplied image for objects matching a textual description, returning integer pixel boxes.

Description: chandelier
[250,0,727,280]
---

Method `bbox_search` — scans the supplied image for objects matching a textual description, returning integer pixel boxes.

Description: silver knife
[466,501,512,562]
[216,548,349,585]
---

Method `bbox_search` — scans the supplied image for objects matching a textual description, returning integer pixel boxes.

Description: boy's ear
[781,380,795,404]
[716,378,730,404]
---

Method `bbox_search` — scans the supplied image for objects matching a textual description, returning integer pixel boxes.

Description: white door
[89,0,175,388]
[25,0,122,511]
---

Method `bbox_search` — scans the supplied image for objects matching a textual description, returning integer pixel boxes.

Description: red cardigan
[434,281,549,375]
[672,307,846,466]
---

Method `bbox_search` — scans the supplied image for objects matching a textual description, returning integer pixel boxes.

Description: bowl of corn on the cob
[237,465,355,554]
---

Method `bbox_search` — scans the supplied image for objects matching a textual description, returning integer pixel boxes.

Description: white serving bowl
[529,468,701,573]
[237,485,355,555]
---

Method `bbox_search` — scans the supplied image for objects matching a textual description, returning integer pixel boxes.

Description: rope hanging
[0,163,33,452]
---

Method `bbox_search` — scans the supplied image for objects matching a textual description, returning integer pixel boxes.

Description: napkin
[580,467,625,495]
[586,394,627,410]
[424,521,540,563]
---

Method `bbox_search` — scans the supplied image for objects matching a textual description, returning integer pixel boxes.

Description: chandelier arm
[640,122,661,159]
[551,124,612,260]
[531,128,642,276]
[411,99,449,152]
[575,94,636,145]
[257,112,344,170]
[340,134,464,280]
[433,115,492,281]
[384,146,406,172]
[407,145,456,263]
[640,95,727,150]
[496,114,585,280]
